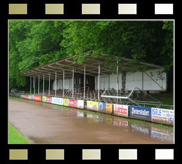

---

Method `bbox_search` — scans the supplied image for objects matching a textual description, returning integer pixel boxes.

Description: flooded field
[8,97,174,144]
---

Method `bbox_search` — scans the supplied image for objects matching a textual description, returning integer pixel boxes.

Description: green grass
[150,92,173,105]
[9,123,30,144]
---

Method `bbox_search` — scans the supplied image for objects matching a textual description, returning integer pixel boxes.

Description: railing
[10,88,25,97]
[101,87,173,109]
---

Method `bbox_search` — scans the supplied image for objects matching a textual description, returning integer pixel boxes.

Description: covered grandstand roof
[22,55,163,80]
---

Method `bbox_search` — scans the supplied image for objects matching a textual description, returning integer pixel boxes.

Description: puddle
[31,101,174,143]
[9,98,174,144]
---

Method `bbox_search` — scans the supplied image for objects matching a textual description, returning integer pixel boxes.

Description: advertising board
[130,106,151,121]
[63,98,69,106]
[87,101,98,111]
[28,94,32,100]
[77,100,84,109]
[52,97,63,105]
[24,94,29,99]
[31,95,34,100]
[151,108,174,125]
[33,95,41,101]
[42,96,47,102]
[46,97,52,103]
[106,103,113,113]
[20,94,24,98]
[114,104,129,117]
[69,99,78,108]
[98,102,106,112]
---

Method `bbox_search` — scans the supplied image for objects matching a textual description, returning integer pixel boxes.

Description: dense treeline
[9,20,173,91]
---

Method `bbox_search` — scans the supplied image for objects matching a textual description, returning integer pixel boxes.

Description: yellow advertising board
[87,101,98,111]
[42,96,47,102]
[106,103,113,113]
[63,98,69,106]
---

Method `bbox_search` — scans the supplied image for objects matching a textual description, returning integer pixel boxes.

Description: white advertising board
[151,108,174,125]
[52,97,63,105]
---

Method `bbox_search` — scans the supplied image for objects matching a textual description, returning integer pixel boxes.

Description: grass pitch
[9,123,30,144]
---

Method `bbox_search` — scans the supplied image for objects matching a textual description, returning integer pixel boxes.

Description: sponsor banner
[46,97,52,103]
[33,95,41,101]
[63,98,69,106]
[106,103,113,113]
[77,100,84,109]
[31,95,34,100]
[130,106,151,121]
[20,94,24,98]
[42,96,47,102]
[24,94,29,99]
[52,97,63,105]
[151,108,174,125]
[69,99,78,108]
[98,102,106,112]
[87,101,98,111]
[28,94,32,100]
[114,104,129,117]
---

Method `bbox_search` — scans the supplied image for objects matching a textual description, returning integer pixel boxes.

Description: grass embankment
[152,92,173,105]
[9,123,30,144]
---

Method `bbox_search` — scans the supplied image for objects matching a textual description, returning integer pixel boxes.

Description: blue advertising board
[98,102,106,111]
[130,106,151,121]
[31,95,34,100]
[20,94,24,98]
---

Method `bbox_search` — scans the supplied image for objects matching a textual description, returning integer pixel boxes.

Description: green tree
[9,21,66,90]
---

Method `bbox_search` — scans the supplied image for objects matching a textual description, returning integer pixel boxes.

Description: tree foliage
[9,21,66,89]
[9,20,173,91]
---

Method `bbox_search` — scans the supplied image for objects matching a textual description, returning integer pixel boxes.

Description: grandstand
[21,55,168,107]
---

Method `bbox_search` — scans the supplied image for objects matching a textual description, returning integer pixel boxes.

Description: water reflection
[30,101,174,143]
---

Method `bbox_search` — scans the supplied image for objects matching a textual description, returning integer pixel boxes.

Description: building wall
[95,68,167,91]
[53,68,167,91]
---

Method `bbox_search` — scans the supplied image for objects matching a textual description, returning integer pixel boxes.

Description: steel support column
[33,76,35,95]
[72,69,74,98]
[38,75,40,95]
[30,77,32,94]
[55,71,57,97]
[48,73,50,96]
[108,75,110,89]
[98,63,100,101]
[117,59,119,104]
[43,74,44,95]
[63,70,65,98]
[84,66,86,99]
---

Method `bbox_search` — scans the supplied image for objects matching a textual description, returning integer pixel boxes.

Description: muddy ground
[8,98,174,144]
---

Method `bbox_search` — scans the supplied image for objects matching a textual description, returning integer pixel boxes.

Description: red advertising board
[114,104,128,117]
[69,99,78,108]
[46,97,52,103]
[33,95,41,101]
[24,94,29,99]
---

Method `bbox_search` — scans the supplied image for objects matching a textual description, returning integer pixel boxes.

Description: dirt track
[8,98,174,144]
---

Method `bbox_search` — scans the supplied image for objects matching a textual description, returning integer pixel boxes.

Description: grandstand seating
[39,88,131,105]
